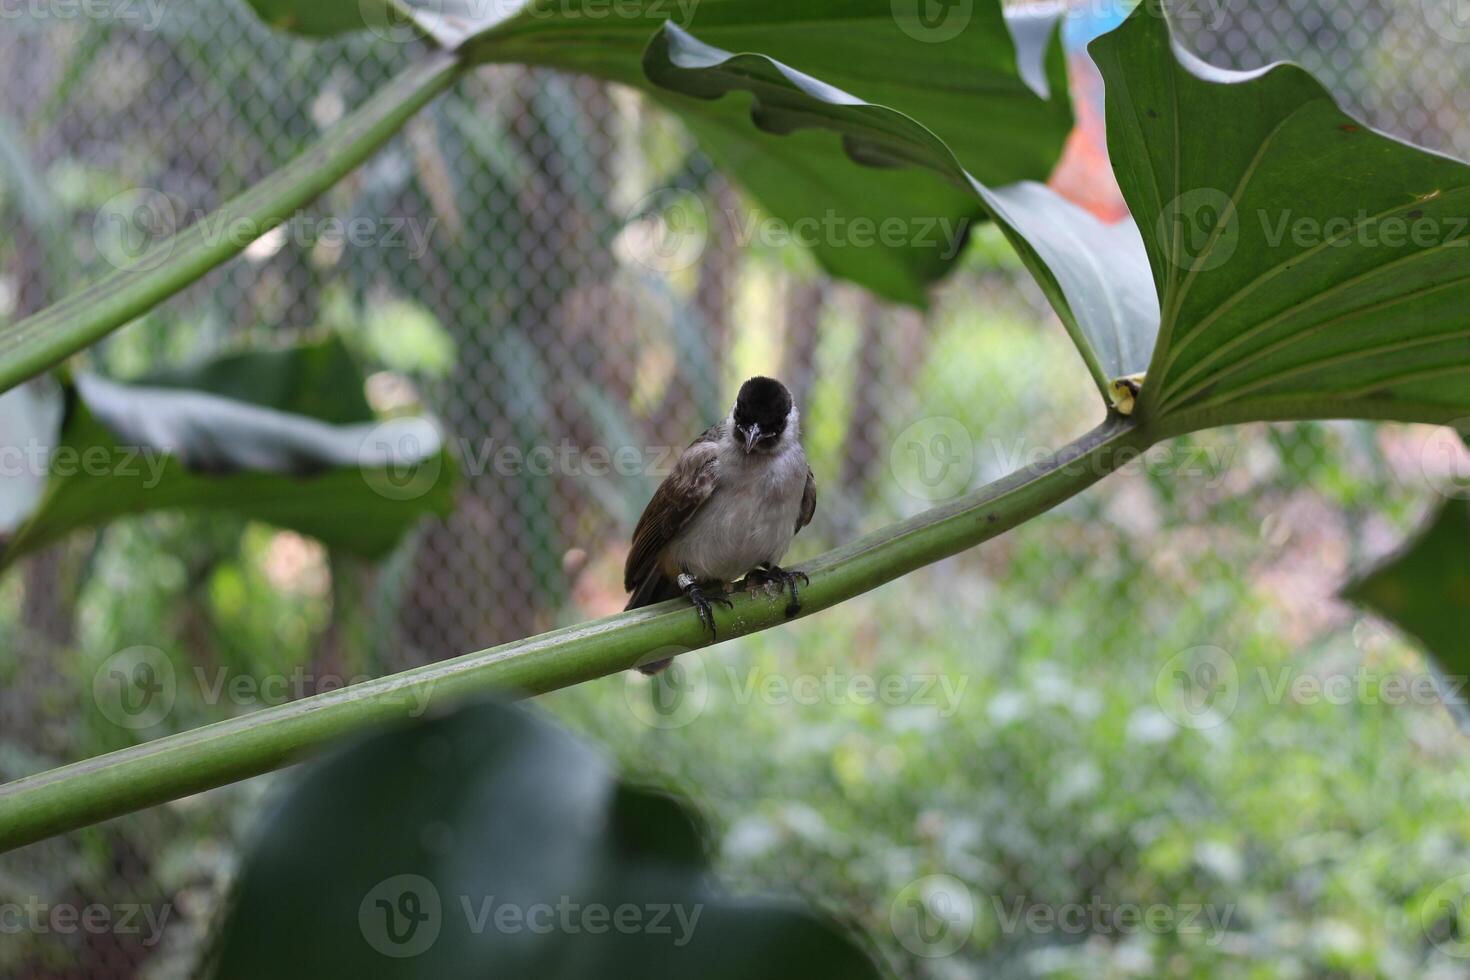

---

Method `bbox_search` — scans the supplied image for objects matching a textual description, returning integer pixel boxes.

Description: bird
[624,376,816,674]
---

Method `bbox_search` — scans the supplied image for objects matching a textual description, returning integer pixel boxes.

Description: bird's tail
[625,573,683,675]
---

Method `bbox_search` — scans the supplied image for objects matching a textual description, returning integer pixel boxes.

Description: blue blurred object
[1062,0,1137,52]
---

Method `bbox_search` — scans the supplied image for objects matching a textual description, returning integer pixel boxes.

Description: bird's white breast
[665,440,808,583]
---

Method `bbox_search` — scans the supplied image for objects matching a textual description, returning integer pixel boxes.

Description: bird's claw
[746,564,808,619]
[683,581,731,641]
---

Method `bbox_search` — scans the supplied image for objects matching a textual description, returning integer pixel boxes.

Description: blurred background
[2,0,1470,976]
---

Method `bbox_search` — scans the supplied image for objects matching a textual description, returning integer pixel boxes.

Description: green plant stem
[0,416,1152,852]
[0,51,463,396]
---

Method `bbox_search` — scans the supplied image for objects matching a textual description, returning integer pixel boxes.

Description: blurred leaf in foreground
[211,700,882,980]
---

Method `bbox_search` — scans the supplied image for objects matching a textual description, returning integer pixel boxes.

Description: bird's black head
[732,376,793,454]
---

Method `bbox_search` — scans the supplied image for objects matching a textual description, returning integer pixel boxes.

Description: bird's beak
[741,424,761,453]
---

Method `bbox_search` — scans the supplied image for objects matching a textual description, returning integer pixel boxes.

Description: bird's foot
[745,564,809,618]
[678,573,731,641]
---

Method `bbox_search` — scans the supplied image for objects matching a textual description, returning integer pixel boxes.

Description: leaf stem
[0,415,1151,852]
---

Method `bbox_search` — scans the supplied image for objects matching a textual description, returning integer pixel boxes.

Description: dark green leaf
[0,340,454,567]
[211,700,882,980]
[1343,498,1470,726]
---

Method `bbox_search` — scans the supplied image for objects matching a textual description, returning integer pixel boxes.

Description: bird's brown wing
[624,425,722,593]
[796,467,817,534]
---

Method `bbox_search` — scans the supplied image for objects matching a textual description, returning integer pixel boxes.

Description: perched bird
[625,376,816,673]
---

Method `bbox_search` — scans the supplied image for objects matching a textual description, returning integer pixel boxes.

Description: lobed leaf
[1091,1,1470,434]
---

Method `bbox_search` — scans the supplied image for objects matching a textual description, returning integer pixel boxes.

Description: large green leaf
[1344,498,1470,727]
[0,340,454,567]
[246,0,1072,306]
[1088,3,1470,434]
[640,22,1147,396]
[211,700,882,979]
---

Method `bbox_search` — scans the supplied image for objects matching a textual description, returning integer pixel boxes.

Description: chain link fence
[2,0,1468,976]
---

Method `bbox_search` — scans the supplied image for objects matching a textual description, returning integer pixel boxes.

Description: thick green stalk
[0,416,1152,852]
[0,51,462,396]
